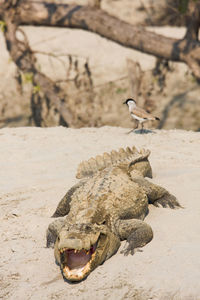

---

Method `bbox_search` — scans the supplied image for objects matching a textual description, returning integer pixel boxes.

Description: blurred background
[0,0,200,130]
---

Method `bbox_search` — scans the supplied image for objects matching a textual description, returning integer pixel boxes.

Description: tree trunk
[1,1,200,79]
[0,0,200,126]
[1,2,75,126]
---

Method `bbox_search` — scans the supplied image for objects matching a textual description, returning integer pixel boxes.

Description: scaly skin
[46,146,180,282]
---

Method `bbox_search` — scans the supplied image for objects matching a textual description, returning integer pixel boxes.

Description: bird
[123,98,160,133]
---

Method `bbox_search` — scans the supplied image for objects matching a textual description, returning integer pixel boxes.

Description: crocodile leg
[52,180,86,217]
[131,175,181,208]
[46,217,66,248]
[116,219,153,256]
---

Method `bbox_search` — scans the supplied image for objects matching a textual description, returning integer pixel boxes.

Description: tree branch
[184,1,200,41]
[1,1,200,79]
[2,4,74,126]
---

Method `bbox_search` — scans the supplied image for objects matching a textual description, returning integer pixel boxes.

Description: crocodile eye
[57,236,60,242]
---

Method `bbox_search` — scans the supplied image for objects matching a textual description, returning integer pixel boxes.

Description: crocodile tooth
[96,155,105,170]
[103,152,112,166]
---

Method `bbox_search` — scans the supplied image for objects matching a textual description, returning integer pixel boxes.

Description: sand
[0,126,200,299]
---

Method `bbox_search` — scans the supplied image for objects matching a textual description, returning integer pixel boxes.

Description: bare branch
[2,7,74,126]
[1,1,200,79]
[184,1,200,40]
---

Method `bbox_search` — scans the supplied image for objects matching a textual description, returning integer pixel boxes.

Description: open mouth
[60,242,97,280]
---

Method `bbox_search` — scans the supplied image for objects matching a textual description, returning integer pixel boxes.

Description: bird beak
[123,101,126,104]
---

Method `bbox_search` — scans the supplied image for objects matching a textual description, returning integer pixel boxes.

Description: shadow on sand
[126,129,156,135]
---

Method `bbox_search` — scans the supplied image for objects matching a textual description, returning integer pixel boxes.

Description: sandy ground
[0,126,200,299]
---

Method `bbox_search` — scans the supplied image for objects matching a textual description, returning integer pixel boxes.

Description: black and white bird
[123,98,160,132]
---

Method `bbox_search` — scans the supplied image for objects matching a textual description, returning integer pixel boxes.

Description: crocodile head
[54,223,120,282]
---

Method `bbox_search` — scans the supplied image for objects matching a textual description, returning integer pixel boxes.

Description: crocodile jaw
[59,242,97,281]
[54,224,120,282]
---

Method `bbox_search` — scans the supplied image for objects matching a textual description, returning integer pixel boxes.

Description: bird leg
[141,122,144,133]
[126,120,139,134]
[134,120,139,130]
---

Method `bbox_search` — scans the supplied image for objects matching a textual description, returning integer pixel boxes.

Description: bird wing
[132,106,155,120]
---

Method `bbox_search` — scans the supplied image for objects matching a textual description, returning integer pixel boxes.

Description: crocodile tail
[76,146,150,179]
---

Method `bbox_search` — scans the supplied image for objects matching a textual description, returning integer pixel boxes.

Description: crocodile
[46,146,180,282]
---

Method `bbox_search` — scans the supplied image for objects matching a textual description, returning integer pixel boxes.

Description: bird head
[123,98,136,106]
